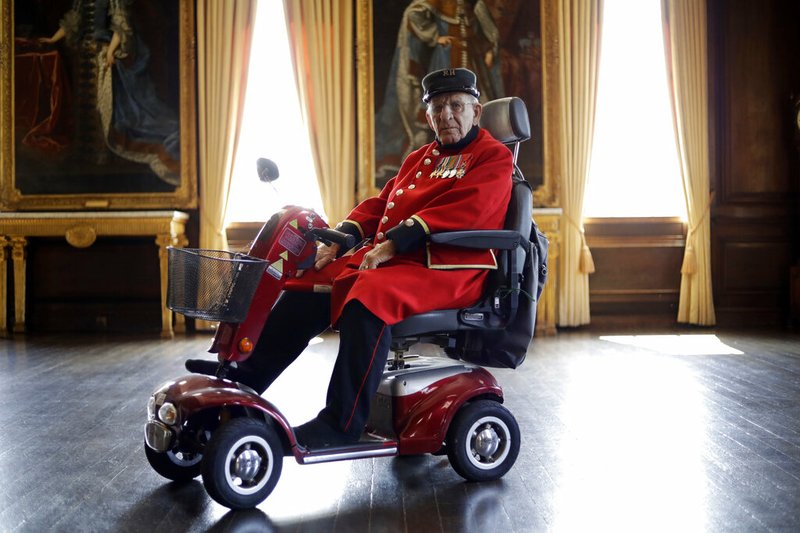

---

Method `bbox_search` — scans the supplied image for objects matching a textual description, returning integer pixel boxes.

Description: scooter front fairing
[209,206,332,363]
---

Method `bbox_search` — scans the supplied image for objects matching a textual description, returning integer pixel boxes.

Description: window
[584,0,686,219]
[225,0,325,225]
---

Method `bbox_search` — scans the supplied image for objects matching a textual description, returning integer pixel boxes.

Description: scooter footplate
[298,437,398,465]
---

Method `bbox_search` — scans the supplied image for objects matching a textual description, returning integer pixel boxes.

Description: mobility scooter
[143,97,548,509]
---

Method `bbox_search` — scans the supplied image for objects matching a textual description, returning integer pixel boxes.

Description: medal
[454,153,473,179]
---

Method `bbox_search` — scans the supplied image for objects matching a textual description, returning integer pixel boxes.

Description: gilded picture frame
[0,0,197,211]
[356,0,560,206]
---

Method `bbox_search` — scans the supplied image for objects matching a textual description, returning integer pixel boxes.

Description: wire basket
[167,248,268,323]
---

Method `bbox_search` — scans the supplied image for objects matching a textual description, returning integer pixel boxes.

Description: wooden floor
[1,327,799,532]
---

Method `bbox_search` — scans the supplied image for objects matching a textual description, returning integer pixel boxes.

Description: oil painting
[0,0,197,210]
[357,0,558,206]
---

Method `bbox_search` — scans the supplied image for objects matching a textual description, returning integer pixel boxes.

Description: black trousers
[240,291,392,439]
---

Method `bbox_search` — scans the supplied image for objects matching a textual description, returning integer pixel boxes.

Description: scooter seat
[390,309,462,338]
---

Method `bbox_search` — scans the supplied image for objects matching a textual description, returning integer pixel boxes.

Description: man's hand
[296,242,340,278]
[314,242,340,271]
[359,240,397,270]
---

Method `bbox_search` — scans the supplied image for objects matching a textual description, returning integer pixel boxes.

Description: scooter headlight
[147,396,156,419]
[158,402,178,426]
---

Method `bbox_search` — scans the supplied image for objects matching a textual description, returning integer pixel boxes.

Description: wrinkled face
[425,92,482,145]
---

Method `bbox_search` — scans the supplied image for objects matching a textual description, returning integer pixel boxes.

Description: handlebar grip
[308,228,356,249]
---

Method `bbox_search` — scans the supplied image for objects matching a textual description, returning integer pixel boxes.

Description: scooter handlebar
[308,228,356,249]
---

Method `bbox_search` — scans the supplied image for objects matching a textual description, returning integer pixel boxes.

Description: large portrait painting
[0,0,197,210]
[356,0,560,206]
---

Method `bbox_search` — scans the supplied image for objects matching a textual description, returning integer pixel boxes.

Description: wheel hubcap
[466,416,511,470]
[224,435,273,495]
[234,447,262,482]
[473,424,501,458]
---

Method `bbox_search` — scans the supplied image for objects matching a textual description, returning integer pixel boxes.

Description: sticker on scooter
[266,261,283,280]
[279,226,306,256]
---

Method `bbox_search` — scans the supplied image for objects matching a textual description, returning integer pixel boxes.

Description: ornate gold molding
[537,0,562,208]
[533,209,561,335]
[355,0,376,201]
[0,0,12,207]
[10,236,25,333]
[0,211,188,238]
[65,226,97,248]
[0,236,8,337]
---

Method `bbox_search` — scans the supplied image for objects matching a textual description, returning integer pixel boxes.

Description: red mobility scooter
[144,97,548,509]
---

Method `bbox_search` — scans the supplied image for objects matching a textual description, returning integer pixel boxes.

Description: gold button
[376,232,385,241]
[396,189,404,196]
[424,158,431,165]
[408,184,416,190]
[381,216,389,224]
[404,218,415,227]
[387,202,395,209]
[415,171,422,178]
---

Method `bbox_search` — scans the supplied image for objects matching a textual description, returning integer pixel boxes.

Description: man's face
[426,93,482,145]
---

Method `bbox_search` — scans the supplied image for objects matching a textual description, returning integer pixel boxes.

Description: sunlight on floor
[599,334,744,356]
[552,353,709,532]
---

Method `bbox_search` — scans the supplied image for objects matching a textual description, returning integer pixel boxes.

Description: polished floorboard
[1,327,799,532]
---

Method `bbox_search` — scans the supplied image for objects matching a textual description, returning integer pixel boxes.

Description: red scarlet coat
[287,127,512,325]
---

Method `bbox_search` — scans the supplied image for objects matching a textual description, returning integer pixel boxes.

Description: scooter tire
[445,400,520,482]
[144,441,203,482]
[202,417,283,509]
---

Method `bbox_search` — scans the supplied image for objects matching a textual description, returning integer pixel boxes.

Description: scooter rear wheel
[446,400,520,482]
[202,417,283,509]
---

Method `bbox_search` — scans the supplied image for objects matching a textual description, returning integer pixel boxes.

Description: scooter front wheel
[144,441,203,482]
[446,400,520,482]
[202,417,283,509]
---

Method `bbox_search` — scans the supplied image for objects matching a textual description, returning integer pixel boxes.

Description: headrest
[421,68,480,103]
[480,97,531,145]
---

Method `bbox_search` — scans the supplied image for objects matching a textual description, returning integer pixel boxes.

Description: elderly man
[188,68,512,448]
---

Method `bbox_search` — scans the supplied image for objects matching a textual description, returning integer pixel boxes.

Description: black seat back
[490,98,534,283]
[481,96,531,145]
[462,96,534,324]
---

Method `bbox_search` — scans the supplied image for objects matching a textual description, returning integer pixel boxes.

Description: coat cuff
[335,220,364,240]
[386,216,428,253]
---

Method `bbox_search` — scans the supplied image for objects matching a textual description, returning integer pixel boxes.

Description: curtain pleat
[283,0,356,224]
[662,0,716,325]
[557,0,603,327]
[196,0,256,251]
[195,0,256,329]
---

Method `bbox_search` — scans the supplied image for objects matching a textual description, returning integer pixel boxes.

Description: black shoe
[185,359,219,376]
[293,418,360,449]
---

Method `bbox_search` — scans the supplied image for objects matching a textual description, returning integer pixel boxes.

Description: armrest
[429,230,522,250]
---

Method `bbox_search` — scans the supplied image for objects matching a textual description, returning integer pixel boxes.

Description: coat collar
[435,125,480,152]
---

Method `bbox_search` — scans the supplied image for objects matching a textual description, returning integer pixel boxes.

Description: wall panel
[709,0,800,327]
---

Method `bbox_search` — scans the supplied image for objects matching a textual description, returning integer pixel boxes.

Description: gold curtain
[196,0,256,330]
[662,0,716,325]
[196,0,256,251]
[557,0,603,327]
[283,0,357,224]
